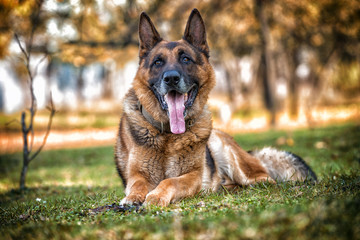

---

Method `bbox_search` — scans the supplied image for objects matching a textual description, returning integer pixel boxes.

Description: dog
[114,9,317,207]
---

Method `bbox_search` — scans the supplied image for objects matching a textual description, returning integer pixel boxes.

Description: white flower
[36,198,42,202]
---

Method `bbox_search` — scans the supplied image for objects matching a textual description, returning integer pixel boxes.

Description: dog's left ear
[183,9,209,56]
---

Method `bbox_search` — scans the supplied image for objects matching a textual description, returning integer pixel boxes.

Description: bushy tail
[249,147,317,182]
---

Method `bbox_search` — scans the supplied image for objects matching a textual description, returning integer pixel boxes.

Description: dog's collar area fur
[138,102,195,134]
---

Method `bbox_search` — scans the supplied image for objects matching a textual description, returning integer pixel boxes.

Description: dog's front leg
[144,171,202,207]
[120,173,152,206]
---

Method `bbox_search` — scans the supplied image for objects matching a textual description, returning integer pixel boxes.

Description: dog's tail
[206,130,317,190]
[248,147,317,182]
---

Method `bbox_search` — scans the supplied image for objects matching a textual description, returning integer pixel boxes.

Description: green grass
[0,123,359,239]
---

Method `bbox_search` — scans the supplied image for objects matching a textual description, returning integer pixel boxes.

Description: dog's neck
[138,102,194,134]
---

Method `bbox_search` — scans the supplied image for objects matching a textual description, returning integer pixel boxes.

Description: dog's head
[132,9,215,134]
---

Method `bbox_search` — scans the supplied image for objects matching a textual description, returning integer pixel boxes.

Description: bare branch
[17,0,49,190]
[33,54,48,77]
[14,34,29,61]
[21,111,29,158]
[28,109,35,153]
[29,92,56,162]
[5,119,22,127]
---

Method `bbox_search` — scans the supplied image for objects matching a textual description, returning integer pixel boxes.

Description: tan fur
[115,9,315,207]
[206,130,275,191]
[116,88,212,206]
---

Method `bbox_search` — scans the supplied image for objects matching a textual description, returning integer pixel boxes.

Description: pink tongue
[165,92,185,134]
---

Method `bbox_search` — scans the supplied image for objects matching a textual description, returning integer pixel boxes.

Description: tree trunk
[288,50,300,120]
[288,76,299,119]
[255,0,276,126]
[20,111,29,190]
[259,53,276,125]
[77,66,85,101]
[20,161,28,190]
[225,69,234,103]
[102,67,113,99]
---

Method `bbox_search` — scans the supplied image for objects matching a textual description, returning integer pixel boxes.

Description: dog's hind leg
[207,130,273,187]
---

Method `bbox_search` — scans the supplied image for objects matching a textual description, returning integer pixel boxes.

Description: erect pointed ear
[183,9,209,57]
[139,12,162,58]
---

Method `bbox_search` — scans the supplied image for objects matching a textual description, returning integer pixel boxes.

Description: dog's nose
[163,70,181,86]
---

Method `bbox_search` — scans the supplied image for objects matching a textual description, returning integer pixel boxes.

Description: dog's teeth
[184,93,188,101]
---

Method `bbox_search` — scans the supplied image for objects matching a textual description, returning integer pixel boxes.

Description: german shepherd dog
[115,9,316,207]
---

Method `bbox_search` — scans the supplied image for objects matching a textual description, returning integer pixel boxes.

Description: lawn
[0,122,359,239]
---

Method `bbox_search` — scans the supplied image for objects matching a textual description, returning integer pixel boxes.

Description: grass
[0,122,359,239]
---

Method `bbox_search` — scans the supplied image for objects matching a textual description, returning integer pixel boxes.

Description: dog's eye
[182,57,190,64]
[154,59,164,66]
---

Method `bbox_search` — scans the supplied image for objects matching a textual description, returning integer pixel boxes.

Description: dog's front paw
[144,192,171,207]
[120,193,145,206]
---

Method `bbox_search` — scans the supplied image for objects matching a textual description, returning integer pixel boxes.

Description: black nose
[163,70,181,86]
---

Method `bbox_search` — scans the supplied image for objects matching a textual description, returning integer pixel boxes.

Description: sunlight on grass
[0,123,359,239]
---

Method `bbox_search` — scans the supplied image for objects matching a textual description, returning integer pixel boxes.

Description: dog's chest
[140,154,196,183]
[164,155,195,178]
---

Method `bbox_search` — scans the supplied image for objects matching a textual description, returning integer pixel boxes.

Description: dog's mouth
[152,85,198,134]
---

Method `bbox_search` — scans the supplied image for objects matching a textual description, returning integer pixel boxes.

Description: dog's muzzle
[150,70,198,134]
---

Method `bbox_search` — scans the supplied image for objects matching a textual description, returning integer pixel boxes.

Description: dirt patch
[0,127,117,154]
[87,203,140,214]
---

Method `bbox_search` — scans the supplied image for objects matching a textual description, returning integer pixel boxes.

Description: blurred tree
[0,0,16,58]
[0,0,50,89]
[9,0,56,190]
[254,0,276,125]
[271,0,360,119]
[196,0,359,122]
[0,0,359,121]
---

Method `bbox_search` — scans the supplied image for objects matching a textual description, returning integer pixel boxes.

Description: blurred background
[0,0,359,153]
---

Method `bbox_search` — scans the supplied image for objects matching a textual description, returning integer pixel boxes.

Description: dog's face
[132,9,215,134]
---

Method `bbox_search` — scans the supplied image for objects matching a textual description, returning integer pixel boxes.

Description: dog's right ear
[139,12,162,58]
